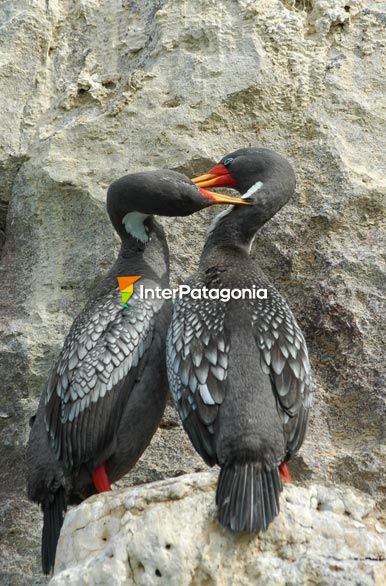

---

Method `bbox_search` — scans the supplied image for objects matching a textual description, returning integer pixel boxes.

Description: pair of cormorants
[27,148,312,574]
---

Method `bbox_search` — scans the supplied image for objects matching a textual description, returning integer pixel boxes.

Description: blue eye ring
[223,157,234,167]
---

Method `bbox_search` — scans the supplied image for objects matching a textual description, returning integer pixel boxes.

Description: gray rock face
[51,473,386,586]
[0,0,384,584]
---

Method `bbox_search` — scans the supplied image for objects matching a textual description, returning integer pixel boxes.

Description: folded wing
[45,289,159,469]
[167,280,229,465]
[249,286,313,456]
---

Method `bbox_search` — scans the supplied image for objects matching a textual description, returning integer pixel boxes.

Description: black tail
[41,487,67,574]
[216,462,282,533]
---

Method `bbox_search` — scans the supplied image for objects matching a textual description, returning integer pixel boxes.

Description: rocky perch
[50,472,385,586]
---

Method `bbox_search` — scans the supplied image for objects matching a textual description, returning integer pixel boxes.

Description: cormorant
[27,169,248,573]
[167,149,312,533]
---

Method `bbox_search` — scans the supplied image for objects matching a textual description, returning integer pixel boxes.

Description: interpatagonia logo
[117,276,141,307]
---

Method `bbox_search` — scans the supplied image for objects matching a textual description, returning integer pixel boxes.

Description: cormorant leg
[279,463,292,482]
[91,463,111,492]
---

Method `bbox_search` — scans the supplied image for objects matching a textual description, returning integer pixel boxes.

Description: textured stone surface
[50,472,386,585]
[0,0,385,584]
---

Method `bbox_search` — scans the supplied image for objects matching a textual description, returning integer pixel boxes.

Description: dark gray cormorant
[167,149,313,533]
[27,169,248,573]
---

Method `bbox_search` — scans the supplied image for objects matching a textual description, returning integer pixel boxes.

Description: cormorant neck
[199,242,249,271]
[115,217,169,281]
[91,217,169,299]
[201,176,293,265]
[115,216,169,287]
[122,211,150,243]
[116,214,154,258]
[119,233,147,259]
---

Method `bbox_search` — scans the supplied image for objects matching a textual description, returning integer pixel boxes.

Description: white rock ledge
[50,472,385,586]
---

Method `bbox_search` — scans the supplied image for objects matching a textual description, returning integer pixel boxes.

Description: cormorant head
[192,147,296,198]
[107,169,250,240]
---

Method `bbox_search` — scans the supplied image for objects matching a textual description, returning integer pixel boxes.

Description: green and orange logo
[117,276,141,307]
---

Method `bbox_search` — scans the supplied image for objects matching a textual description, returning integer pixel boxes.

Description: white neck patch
[207,181,264,235]
[122,211,150,242]
[242,180,263,199]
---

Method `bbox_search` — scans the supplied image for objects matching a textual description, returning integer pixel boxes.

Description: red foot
[91,463,111,493]
[280,463,292,482]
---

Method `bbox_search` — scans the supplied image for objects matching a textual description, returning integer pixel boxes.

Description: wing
[249,286,313,457]
[167,281,229,466]
[45,287,160,469]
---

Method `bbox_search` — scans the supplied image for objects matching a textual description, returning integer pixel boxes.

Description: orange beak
[193,164,248,205]
[192,173,224,188]
[198,188,251,206]
[192,163,237,189]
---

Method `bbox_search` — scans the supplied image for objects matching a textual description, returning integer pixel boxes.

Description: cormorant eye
[222,158,234,167]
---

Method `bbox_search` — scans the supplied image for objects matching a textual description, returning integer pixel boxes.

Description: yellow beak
[192,173,220,188]
[199,188,252,206]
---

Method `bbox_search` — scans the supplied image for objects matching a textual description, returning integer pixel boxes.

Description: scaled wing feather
[45,289,158,469]
[249,287,313,456]
[167,278,229,465]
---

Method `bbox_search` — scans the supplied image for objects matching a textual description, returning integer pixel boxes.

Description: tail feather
[42,487,67,575]
[216,462,282,533]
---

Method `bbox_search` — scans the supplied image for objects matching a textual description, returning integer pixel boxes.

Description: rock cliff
[0,1,384,584]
